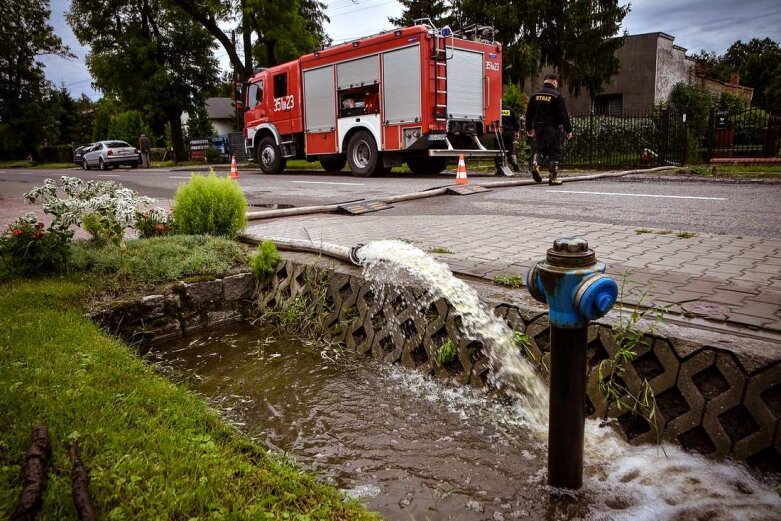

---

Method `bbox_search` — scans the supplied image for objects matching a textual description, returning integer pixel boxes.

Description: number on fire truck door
[274,96,294,112]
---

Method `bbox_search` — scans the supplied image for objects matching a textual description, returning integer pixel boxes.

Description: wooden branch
[69,442,98,521]
[11,425,51,521]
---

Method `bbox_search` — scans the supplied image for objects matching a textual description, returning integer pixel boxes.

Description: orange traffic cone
[229,155,240,179]
[455,154,468,185]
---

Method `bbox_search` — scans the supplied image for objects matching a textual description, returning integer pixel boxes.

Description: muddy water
[147,323,781,521]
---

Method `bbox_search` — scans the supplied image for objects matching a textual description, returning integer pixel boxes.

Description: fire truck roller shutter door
[382,46,421,125]
[304,65,336,133]
[447,49,483,120]
[337,56,379,90]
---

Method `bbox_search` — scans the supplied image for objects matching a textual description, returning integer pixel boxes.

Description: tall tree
[389,0,451,28]
[68,0,219,161]
[0,0,72,158]
[170,0,329,82]
[722,38,781,106]
[461,0,627,98]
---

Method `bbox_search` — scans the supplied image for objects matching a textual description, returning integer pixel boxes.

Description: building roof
[205,97,235,120]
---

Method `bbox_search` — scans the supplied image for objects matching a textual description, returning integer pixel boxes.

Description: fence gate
[707,106,781,160]
[561,108,687,169]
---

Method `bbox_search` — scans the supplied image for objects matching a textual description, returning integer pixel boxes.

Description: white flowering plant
[24,176,167,259]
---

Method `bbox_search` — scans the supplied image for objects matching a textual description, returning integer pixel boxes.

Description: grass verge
[0,161,77,169]
[679,164,781,179]
[1,235,374,518]
[0,278,377,520]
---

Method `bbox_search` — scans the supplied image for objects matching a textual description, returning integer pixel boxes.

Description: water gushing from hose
[357,240,550,428]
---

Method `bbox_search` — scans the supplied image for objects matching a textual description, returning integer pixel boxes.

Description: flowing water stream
[147,240,780,520]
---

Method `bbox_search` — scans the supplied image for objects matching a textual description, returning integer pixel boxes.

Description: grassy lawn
[0,161,77,169]
[709,164,781,178]
[0,236,378,520]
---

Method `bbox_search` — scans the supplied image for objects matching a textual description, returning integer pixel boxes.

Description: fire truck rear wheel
[257,137,286,174]
[320,155,347,173]
[406,157,448,175]
[347,130,379,177]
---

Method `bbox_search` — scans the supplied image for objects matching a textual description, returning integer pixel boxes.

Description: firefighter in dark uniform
[525,73,573,185]
[494,105,520,174]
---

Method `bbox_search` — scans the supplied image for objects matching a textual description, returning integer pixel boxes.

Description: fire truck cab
[244,22,503,177]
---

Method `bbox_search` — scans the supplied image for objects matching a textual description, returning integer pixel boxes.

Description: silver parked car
[81,140,141,170]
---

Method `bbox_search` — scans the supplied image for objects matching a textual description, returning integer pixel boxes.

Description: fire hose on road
[244,166,676,221]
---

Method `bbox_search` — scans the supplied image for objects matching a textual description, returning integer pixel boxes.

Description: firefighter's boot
[548,161,562,185]
[531,153,542,183]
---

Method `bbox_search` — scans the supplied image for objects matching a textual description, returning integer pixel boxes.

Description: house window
[594,94,623,116]
[274,73,287,98]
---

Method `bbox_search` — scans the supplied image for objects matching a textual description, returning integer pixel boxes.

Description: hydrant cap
[547,237,596,268]
[576,275,618,321]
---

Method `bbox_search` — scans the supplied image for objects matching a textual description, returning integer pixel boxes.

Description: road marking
[169,176,192,179]
[291,180,365,186]
[546,190,726,201]
[97,174,121,177]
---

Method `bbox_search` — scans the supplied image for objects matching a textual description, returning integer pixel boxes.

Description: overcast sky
[43,0,781,100]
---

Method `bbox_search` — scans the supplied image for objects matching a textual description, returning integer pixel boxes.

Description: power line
[326,0,396,16]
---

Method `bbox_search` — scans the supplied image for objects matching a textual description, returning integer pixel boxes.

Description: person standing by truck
[138,133,151,168]
[525,73,572,185]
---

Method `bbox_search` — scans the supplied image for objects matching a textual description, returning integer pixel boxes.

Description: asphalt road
[1,166,779,238]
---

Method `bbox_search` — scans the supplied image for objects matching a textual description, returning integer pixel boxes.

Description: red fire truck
[243,23,504,177]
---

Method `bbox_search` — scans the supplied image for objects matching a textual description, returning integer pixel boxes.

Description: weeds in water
[255,271,335,342]
[598,271,667,443]
[635,228,653,235]
[676,231,697,239]
[428,485,458,512]
[427,247,453,254]
[513,331,548,373]
[435,339,458,366]
[492,275,523,288]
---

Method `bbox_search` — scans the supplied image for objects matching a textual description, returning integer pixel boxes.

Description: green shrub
[35,145,74,164]
[204,145,222,164]
[107,110,152,145]
[172,172,247,237]
[249,240,281,279]
[0,213,72,278]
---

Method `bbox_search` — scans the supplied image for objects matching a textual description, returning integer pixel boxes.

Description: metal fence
[560,108,687,169]
[707,106,781,160]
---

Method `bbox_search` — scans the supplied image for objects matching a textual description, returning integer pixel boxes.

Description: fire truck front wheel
[347,130,379,177]
[257,137,286,174]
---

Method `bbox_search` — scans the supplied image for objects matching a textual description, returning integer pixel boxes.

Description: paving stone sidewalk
[245,214,781,335]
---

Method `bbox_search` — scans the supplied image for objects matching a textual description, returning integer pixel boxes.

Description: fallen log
[11,425,51,521]
[69,442,98,521]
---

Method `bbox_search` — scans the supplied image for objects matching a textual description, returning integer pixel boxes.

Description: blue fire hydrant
[526,237,617,490]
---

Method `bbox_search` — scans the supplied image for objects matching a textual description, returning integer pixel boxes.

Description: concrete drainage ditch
[89,248,781,516]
